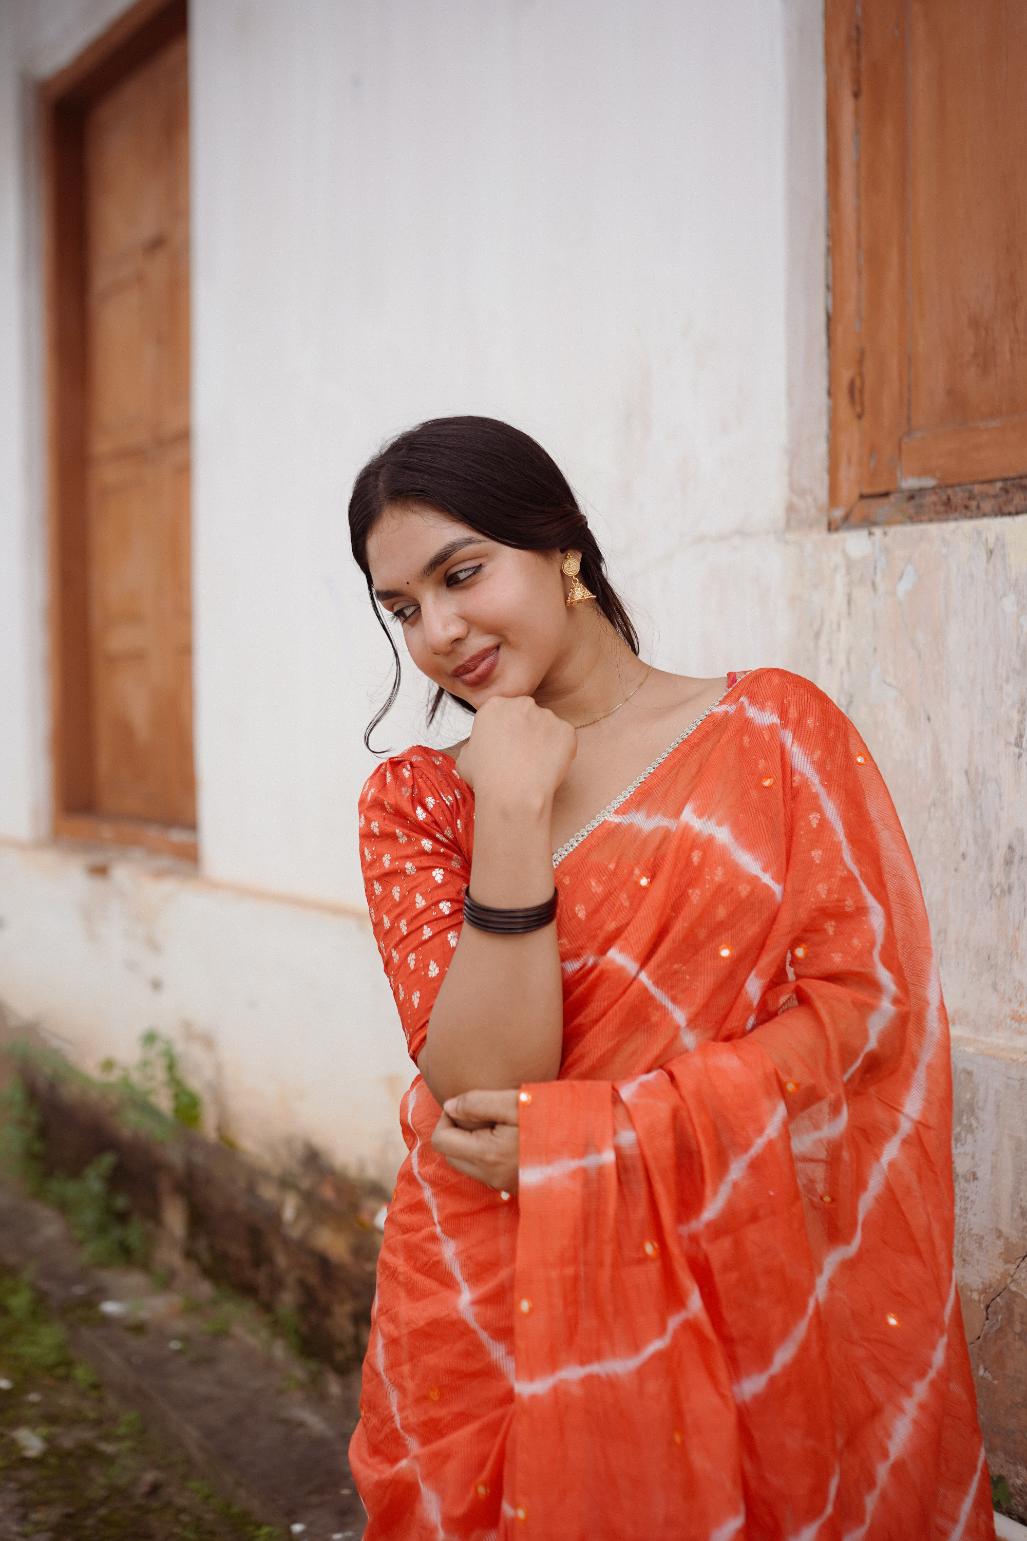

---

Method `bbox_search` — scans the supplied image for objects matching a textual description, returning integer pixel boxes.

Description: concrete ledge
[4,1036,386,1376]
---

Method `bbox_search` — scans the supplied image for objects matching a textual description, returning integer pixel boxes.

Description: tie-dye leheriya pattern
[350,667,992,1540]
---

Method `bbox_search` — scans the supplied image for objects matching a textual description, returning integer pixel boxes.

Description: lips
[452,645,499,681]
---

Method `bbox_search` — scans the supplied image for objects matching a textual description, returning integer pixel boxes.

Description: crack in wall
[971,1251,1027,1346]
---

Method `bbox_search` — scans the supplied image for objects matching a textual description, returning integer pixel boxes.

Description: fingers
[431,1118,519,1192]
[442,1088,521,1128]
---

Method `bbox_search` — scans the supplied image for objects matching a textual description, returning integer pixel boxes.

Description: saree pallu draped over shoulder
[350,667,993,1541]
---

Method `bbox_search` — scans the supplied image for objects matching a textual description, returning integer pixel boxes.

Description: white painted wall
[189,0,791,906]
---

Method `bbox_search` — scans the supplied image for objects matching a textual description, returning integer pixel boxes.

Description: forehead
[366,503,481,579]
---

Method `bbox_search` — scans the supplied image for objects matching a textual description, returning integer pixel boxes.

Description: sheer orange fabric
[349,667,992,1540]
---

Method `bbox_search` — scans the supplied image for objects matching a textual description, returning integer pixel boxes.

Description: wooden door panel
[77,20,193,831]
[88,266,157,457]
[159,233,190,442]
[89,455,160,819]
[909,0,1027,436]
[84,47,171,266]
[830,0,1027,513]
[902,413,1027,486]
[858,0,906,496]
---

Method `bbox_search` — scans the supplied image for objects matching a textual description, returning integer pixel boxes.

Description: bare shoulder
[642,668,732,727]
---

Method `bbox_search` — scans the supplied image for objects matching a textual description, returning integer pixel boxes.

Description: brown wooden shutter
[44,1,194,858]
[827,0,1027,527]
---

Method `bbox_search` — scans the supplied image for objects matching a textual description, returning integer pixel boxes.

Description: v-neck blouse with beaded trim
[356,669,752,1071]
[425,667,749,868]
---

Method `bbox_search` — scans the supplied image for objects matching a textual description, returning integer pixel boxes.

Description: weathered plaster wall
[0,839,409,1179]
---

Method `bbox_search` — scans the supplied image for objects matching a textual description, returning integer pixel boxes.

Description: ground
[0,1178,365,1541]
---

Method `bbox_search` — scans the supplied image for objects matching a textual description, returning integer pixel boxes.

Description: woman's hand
[454,695,576,808]
[430,1089,521,1194]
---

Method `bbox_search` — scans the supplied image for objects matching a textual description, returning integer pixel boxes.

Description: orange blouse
[349,667,992,1541]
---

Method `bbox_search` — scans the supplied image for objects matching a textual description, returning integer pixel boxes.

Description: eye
[447,563,481,587]
[388,564,482,626]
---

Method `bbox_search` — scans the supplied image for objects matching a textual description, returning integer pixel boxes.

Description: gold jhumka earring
[561,550,597,607]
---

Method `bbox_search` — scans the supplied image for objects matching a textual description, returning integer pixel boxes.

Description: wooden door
[44,0,194,857]
[827,0,1027,525]
[84,33,193,827]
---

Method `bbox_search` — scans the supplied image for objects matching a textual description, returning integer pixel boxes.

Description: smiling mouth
[452,645,499,682]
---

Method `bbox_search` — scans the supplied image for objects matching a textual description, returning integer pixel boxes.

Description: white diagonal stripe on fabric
[519,1127,639,1189]
[561,952,600,978]
[783,727,895,1084]
[606,797,782,899]
[373,1326,455,1540]
[723,691,896,1086]
[791,1099,850,1156]
[607,946,698,1050]
[679,1102,788,1238]
[709,1510,746,1541]
[676,802,783,898]
[842,1277,956,1541]
[563,949,702,1054]
[407,1085,515,1382]
[786,1467,841,1541]
[520,1147,616,1186]
[619,1068,666,1101]
[943,1442,987,1541]
[734,693,901,1096]
[733,956,944,1404]
[515,1290,703,1399]
[605,808,678,835]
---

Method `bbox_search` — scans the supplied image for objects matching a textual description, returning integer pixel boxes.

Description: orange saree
[350,667,993,1540]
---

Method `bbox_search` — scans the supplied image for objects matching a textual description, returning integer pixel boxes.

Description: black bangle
[462,887,558,934]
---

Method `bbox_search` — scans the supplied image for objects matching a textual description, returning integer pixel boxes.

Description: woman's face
[365,502,568,704]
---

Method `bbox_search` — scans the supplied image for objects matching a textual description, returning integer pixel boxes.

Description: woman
[347,416,993,1539]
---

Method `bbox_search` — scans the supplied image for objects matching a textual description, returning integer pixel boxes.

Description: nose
[421,594,468,657]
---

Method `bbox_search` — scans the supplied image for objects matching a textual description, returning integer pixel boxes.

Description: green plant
[0,1268,73,1380]
[69,1361,100,1391]
[992,1474,1016,1517]
[44,1151,150,1269]
[270,1304,306,1360]
[99,1028,204,1132]
[113,1409,143,1440]
[0,1081,149,1268]
[0,1077,47,1191]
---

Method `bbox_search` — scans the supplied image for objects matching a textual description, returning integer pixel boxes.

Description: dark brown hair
[349,415,639,752]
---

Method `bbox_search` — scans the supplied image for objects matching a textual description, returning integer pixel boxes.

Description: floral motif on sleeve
[357,752,470,1065]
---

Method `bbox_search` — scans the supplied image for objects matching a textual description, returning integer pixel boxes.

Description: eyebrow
[373,538,482,602]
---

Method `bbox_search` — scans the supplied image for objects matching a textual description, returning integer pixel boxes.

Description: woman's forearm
[416,792,563,1105]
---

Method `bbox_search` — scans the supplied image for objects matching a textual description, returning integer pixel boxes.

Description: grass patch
[0,1263,287,1540]
[0,1077,149,1269]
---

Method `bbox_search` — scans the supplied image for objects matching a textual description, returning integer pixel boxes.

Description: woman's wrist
[473,782,554,825]
[468,798,554,909]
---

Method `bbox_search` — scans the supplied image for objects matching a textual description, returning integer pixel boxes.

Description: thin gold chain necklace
[572,664,654,730]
